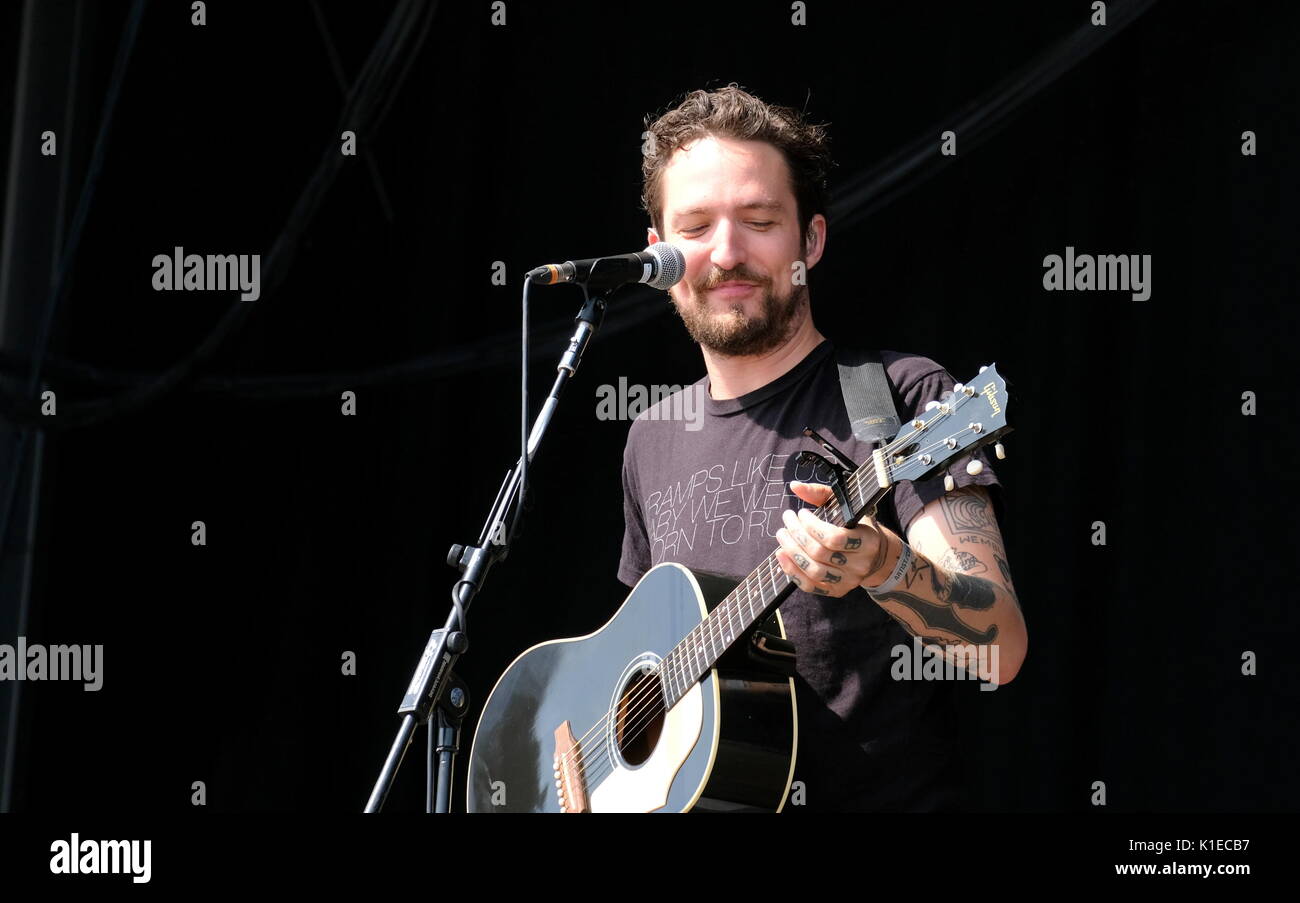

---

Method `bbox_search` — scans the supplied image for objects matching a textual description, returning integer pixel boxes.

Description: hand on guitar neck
[774,480,901,598]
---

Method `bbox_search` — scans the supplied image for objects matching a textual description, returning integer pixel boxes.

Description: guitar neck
[658,463,890,709]
[655,364,1012,710]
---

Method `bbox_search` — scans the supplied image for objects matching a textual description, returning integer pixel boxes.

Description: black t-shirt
[617,338,1001,812]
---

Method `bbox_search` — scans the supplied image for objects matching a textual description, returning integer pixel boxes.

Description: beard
[671,267,808,358]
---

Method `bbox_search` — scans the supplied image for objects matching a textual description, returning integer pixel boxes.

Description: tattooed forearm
[939,547,987,575]
[902,556,932,590]
[870,589,1000,645]
[927,555,1012,611]
[939,571,998,610]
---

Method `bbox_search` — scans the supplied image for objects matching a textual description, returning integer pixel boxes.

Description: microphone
[526,243,686,291]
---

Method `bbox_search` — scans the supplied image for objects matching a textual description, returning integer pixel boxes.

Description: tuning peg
[944,474,955,492]
[994,442,1006,460]
[953,383,964,393]
[925,400,941,411]
[966,459,984,476]
[978,365,988,374]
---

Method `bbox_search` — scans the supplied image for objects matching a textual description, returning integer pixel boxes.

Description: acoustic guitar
[466,365,1012,812]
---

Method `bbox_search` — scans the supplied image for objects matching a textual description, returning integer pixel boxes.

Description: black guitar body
[466,563,797,812]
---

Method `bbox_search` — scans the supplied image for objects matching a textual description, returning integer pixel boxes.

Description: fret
[709,602,724,656]
[657,462,898,714]
[660,652,673,706]
[666,650,679,704]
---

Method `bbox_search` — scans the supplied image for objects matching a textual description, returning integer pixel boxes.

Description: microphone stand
[364,263,628,813]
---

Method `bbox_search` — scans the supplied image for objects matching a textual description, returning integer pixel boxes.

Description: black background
[1,0,1296,817]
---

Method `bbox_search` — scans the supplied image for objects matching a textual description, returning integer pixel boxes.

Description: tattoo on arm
[902,556,932,590]
[871,589,999,645]
[939,547,987,575]
[996,554,1015,588]
[939,572,998,611]
[940,489,999,542]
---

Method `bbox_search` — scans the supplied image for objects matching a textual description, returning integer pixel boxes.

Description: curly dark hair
[640,84,834,248]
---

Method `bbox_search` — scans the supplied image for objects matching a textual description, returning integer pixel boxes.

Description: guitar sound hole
[615,669,664,767]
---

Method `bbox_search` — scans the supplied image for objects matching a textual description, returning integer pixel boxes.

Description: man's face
[649,135,825,357]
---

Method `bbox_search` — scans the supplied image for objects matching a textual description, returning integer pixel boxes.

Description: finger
[774,547,831,596]
[793,507,836,547]
[776,526,842,590]
[797,507,868,553]
[788,480,834,505]
[781,509,831,562]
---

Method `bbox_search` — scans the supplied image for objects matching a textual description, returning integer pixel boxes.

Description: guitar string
[563,556,796,796]
[554,392,992,799]
[555,396,990,798]
[556,426,977,800]
[559,410,989,797]
[556,451,879,793]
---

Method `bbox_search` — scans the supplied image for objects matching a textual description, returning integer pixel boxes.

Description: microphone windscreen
[646,243,686,289]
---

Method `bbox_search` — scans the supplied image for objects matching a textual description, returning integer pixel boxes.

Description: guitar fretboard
[650,373,1006,709]
[656,464,888,709]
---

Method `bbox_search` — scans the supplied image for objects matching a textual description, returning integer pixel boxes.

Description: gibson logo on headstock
[981,381,1001,416]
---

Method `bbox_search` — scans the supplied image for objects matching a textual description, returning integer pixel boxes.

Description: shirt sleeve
[887,366,1004,537]
[617,432,651,587]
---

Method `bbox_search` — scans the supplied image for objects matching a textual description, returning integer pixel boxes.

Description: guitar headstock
[884,364,1012,488]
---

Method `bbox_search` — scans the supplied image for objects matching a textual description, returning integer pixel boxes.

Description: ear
[647,227,660,245]
[803,214,828,270]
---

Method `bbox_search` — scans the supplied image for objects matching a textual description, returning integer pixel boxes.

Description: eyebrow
[671,199,785,222]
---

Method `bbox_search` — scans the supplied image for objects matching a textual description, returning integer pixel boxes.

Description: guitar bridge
[553,721,590,813]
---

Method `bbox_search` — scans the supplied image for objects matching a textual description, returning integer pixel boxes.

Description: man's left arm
[776,481,1027,684]
[869,485,1027,685]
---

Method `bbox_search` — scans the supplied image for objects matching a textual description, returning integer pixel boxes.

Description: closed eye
[680,221,774,235]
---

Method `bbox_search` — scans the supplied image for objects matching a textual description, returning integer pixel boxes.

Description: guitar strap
[834,345,903,447]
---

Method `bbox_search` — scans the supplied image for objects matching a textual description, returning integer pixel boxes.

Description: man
[617,85,1028,812]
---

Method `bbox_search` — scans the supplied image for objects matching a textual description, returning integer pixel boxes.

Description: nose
[706,217,746,276]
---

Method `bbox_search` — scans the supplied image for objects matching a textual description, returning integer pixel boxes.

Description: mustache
[696,270,770,291]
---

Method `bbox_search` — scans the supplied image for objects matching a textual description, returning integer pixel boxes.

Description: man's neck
[703,315,826,400]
